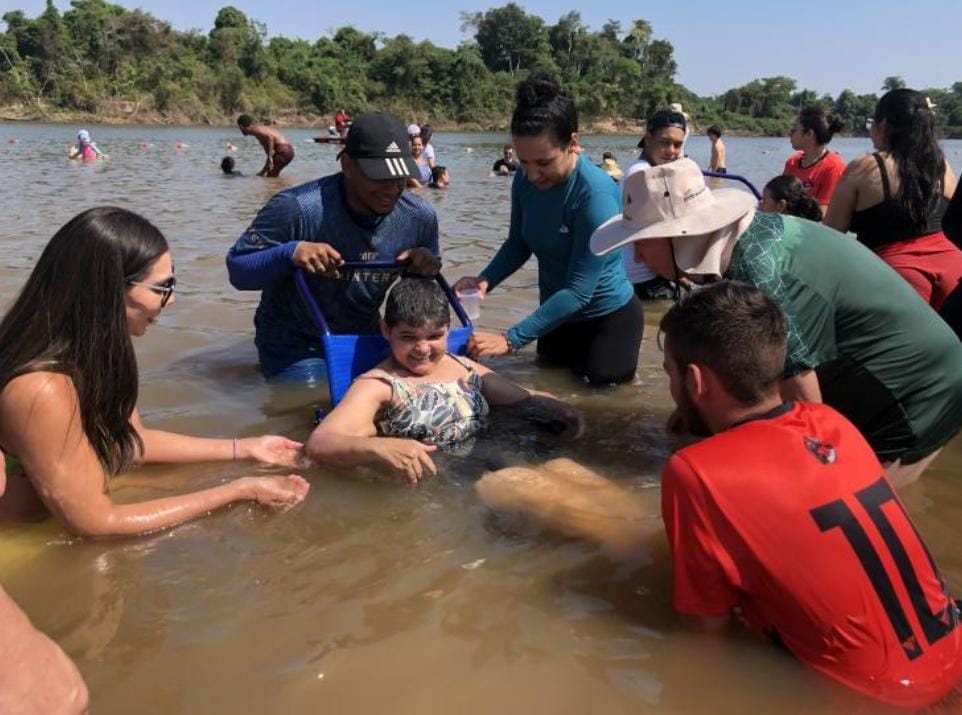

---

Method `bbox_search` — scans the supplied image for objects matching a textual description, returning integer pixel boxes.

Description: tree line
[2,0,961,137]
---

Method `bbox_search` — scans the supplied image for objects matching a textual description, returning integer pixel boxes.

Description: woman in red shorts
[825,89,962,309]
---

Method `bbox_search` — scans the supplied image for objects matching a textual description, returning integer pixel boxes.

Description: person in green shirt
[591,158,962,486]
[455,73,642,386]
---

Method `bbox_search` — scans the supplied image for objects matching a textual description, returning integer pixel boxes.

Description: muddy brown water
[2,124,962,714]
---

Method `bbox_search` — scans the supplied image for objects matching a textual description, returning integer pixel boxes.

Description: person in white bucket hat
[591,158,962,487]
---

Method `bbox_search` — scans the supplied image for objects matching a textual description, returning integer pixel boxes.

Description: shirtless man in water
[237,114,295,177]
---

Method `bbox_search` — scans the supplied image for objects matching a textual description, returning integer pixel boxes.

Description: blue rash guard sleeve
[226,192,304,291]
[506,188,621,349]
[480,176,533,290]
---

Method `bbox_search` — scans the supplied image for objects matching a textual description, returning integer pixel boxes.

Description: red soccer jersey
[661,401,962,709]
[784,150,846,206]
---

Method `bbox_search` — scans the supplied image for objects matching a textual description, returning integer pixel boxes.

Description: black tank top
[849,153,949,250]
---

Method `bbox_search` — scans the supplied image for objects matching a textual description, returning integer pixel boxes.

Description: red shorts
[874,231,962,310]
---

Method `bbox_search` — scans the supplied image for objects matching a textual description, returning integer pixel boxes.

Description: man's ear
[686,362,709,399]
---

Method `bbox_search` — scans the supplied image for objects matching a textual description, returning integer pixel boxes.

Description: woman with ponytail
[760,175,824,222]
[783,106,846,212]
[825,89,962,308]
[454,73,642,385]
[0,207,309,537]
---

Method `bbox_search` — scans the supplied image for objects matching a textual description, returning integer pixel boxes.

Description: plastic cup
[457,288,483,320]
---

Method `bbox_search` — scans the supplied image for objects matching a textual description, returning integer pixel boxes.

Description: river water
[2,122,962,714]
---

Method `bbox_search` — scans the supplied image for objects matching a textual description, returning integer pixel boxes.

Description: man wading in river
[477,281,962,710]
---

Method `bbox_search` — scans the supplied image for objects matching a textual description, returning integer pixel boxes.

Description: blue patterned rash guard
[226,173,440,358]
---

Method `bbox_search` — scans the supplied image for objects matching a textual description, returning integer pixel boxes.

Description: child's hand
[373,438,438,484]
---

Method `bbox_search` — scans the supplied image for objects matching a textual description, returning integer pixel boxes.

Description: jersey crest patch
[804,436,837,465]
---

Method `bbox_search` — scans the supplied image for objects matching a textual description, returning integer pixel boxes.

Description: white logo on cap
[384,157,407,176]
[385,141,401,153]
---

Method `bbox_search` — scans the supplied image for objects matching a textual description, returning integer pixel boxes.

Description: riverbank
[0,103,650,135]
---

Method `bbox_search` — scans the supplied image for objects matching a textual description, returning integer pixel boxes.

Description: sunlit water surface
[2,123,962,714]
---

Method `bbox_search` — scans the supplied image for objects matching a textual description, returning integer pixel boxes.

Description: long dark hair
[510,72,578,147]
[764,175,823,221]
[875,88,946,227]
[797,106,844,145]
[0,207,169,474]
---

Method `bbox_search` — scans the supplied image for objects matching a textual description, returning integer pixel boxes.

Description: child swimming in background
[306,278,584,484]
[428,165,449,189]
[760,175,823,221]
[67,129,106,161]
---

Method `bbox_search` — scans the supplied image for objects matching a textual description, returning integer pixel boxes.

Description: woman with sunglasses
[0,207,309,537]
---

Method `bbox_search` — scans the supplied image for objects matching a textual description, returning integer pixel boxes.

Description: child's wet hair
[384,278,450,328]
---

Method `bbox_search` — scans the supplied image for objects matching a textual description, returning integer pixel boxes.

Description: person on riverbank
[707,125,726,173]
[454,74,642,386]
[237,114,294,178]
[760,175,823,221]
[591,158,962,486]
[0,207,309,537]
[226,112,440,383]
[783,106,845,213]
[67,129,105,162]
[306,278,583,483]
[492,144,519,174]
[824,89,962,310]
[622,107,689,301]
[477,281,962,711]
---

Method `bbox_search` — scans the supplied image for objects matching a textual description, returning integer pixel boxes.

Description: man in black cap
[227,111,441,382]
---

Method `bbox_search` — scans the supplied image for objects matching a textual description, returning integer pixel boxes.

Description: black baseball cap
[637,109,687,148]
[338,112,418,180]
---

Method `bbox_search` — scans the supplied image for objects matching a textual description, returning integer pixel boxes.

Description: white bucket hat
[590,158,756,275]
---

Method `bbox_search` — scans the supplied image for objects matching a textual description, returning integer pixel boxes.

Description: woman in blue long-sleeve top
[455,74,643,385]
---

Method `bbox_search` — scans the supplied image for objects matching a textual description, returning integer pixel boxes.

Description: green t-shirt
[727,212,962,463]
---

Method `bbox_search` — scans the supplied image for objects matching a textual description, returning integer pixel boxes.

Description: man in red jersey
[478,281,962,709]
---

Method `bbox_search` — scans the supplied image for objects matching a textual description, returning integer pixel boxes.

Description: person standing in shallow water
[591,158,962,487]
[0,207,309,537]
[476,281,962,711]
[237,114,295,177]
[454,73,642,386]
[783,106,845,214]
[824,88,962,310]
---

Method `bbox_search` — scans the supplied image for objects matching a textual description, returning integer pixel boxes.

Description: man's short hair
[659,281,787,405]
[707,125,722,138]
[237,114,254,128]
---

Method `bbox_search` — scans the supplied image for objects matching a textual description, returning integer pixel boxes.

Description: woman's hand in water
[525,395,586,439]
[237,475,310,511]
[373,438,438,484]
[468,331,510,358]
[239,435,304,467]
[453,276,489,298]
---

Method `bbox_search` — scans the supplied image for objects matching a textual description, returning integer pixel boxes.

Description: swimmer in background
[67,129,106,161]
[306,278,583,484]
[492,144,519,174]
[237,114,295,178]
[428,165,449,189]
[221,156,242,176]
[707,125,726,173]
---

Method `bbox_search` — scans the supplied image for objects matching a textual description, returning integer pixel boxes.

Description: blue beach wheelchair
[293,260,473,407]
[702,170,762,199]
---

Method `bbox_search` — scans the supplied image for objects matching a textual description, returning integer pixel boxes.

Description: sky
[8,0,962,98]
